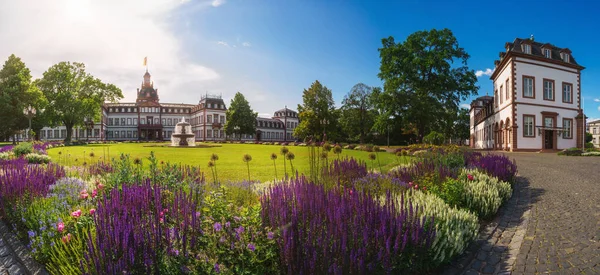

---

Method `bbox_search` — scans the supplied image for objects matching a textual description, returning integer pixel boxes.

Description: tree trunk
[65,124,74,144]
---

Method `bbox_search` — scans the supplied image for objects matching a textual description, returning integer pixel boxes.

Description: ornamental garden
[0,141,517,274]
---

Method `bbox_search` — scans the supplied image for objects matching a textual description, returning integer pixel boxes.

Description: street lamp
[85,117,94,141]
[321,118,329,142]
[23,105,36,141]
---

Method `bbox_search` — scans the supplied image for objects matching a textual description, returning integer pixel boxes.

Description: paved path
[447,153,600,275]
[0,220,47,275]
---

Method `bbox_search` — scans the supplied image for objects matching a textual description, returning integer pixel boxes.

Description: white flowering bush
[459,169,512,218]
[24,153,51,164]
[582,151,600,156]
[0,151,14,160]
[398,189,479,265]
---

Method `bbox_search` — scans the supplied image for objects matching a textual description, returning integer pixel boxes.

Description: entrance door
[544,130,553,149]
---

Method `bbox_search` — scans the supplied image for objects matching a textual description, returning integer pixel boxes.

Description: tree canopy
[0,54,40,142]
[36,62,122,143]
[224,92,258,139]
[375,28,478,142]
[339,83,376,144]
[294,80,339,142]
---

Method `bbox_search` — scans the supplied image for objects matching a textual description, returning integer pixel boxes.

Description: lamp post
[321,118,329,142]
[85,117,94,142]
[234,126,240,141]
[23,105,36,141]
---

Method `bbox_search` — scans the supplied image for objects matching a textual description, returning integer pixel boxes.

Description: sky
[0,0,599,119]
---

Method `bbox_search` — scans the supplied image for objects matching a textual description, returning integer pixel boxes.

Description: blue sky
[1,0,598,119]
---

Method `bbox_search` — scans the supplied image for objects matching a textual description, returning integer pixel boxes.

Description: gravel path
[447,152,600,275]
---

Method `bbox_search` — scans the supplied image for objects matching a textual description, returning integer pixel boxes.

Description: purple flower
[225,221,230,228]
[214,263,220,273]
[247,243,256,252]
[213,222,222,232]
[267,231,274,240]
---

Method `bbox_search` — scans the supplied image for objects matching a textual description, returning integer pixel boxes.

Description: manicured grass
[48,143,406,183]
[0,142,13,147]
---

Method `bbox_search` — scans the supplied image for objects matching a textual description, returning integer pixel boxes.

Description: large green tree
[453,107,470,145]
[36,62,122,143]
[294,80,338,142]
[376,28,478,142]
[339,83,376,144]
[224,92,258,139]
[0,54,38,142]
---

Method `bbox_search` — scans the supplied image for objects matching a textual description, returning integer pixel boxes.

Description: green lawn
[47,143,405,183]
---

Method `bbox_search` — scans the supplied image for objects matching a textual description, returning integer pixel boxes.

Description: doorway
[544,130,553,149]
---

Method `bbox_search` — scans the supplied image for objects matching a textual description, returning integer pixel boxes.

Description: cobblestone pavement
[446,153,600,275]
[0,220,47,275]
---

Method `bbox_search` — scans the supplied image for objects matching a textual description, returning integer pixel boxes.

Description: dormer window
[562,53,570,63]
[544,49,551,58]
[523,44,531,54]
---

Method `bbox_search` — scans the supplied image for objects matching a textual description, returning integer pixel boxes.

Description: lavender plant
[261,176,436,274]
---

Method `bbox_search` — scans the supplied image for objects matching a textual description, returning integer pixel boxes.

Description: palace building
[586,120,600,148]
[470,36,585,151]
[31,70,299,142]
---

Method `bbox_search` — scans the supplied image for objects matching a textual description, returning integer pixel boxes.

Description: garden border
[0,220,47,275]
[442,176,531,274]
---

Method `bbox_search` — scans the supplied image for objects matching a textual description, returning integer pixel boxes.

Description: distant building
[26,70,299,142]
[586,120,600,148]
[470,36,585,151]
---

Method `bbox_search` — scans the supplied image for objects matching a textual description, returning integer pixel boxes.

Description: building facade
[586,120,600,148]
[26,70,298,142]
[470,36,585,151]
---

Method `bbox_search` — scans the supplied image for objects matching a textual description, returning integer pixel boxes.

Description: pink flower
[159,218,164,223]
[423,186,427,191]
[71,209,82,218]
[408,182,413,186]
[414,184,419,189]
[57,222,65,232]
[467,174,474,181]
[91,189,98,198]
[80,190,88,199]
[97,183,105,190]
[89,209,96,215]
[62,233,72,243]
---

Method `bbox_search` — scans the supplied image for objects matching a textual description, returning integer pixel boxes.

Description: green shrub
[24,153,51,164]
[13,142,33,157]
[585,142,594,148]
[429,177,464,208]
[423,131,445,145]
[399,189,479,265]
[558,148,583,156]
[459,169,512,218]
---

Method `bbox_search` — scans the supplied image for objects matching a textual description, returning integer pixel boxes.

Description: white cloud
[217,41,230,47]
[460,103,470,109]
[594,98,600,102]
[0,0,225,104]
[211,0,225,7]
[598,106,600,112]
[475,68,494,78]
[242,42,252,47]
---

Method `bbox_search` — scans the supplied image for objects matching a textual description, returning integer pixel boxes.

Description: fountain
[171,117,196,146]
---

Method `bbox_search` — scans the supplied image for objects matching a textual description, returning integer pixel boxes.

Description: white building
[470,36,585,151]
[586,120,600,148]
[24,70,299,143]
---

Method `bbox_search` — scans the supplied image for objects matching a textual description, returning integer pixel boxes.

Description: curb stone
[0,220,48,275]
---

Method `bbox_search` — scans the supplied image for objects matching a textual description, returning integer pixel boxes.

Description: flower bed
[0,144,518,274]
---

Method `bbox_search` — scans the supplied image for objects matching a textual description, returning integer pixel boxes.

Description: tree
[376,28,478,142]
[453,108,470,145]
[294,80,338,142]
[36,62,123,143]
[224,92,258,139]
[339,83,376,144]
[586,132,593,143]
[0,54,38,142]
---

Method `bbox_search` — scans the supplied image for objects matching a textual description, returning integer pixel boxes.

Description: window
[543,79,554,101]
[127,131,132,138]
[141,118,146,125]
[523,76,534,98]
[594,128,598,134]
[94,129,100,137]
[114,119,119,126]
[494,90,498,107]
[214,114,219,123]
[79,129,84,137]
[114,131,119,138]
[220,130,224,138]
[220,116,225,124]
[544,117,553,128]
[523,44,531,54]
[207,130,212,138]
[523,115,535,137]
[133,131,138,138]
[562,83,573,103]
[544,49,551,58]
[207,115,212,123]
[108,118,113,126]
[154,118,159,124]
[121,118,126,125]
[127,118,132,125]
[162,118,166,125]
[121,131,126,138]
[563,54,570,63]
[500,85,503,104]
[168,118,172,126]
[133,118,138,125]
[505,79,510,100]
[61,130,66,138]
[563,119,573,139]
